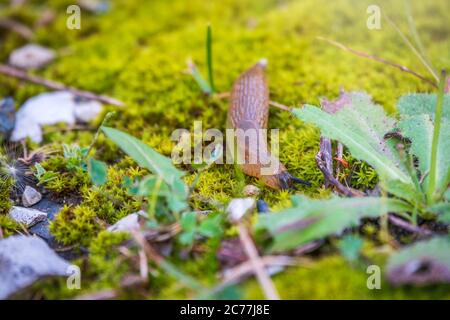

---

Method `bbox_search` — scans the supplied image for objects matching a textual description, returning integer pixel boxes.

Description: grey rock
[8,44,55,70]
[28,198,61,245]
[107,212,141,233]
[9,206,47,228]
[0,235,71,299]
[0,97,15,137]
[11,91,103,143]
[22,186,42,207]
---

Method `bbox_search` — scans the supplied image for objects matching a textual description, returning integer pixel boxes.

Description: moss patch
[1,0,449,299]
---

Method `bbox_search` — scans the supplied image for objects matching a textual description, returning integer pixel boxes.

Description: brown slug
[227,60,310,190]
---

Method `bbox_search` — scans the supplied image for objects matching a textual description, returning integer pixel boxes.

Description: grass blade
[206,24,215,93]
[428,70,447,204]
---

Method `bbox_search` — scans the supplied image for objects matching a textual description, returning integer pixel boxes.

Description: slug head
[261,171,310,190]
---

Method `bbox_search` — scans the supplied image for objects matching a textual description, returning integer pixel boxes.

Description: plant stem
[427,70,447,204]
[85,111,116,160]
[206,24,215,93]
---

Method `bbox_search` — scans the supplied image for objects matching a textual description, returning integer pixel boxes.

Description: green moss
[39,154,90,195]
[244,254,450,299]
[0,215,20,237]
[86,231,132,290]
[1,0,449,299]
[50,204,102,246]
[0,179,12,215]
[80,165,145,223]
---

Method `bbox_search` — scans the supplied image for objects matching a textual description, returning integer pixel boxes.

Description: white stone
[107,213,141,233]
[226,198,255,222]
[9,206,47,228]
[22,186,42,207]
[0,235,71,299]
[11,91,103,143]
[8,44,55,70]
[74,99,103,123]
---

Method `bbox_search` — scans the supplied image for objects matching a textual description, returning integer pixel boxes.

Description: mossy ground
[1,0,449,299]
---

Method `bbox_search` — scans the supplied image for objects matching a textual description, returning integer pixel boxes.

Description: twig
[388,214,433,236]
[335,142,344,179]
[316,150,364,197]
[221,255,297,286]
[319,137,333,188]
[269,100,292,112]
[138,249,149,281]
[237,222,280,300]
[317,37,437,88]
[385,14,439,82]
[131,229,203,291]
[0,64,124,106]
[0,18,33,40]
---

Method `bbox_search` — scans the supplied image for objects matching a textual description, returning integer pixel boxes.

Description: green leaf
[179,231,195,246]
[293,92,412,185]
[397,94,450,121]
[198,215,222,238]
[338,235,363,263]
[181,212,197,232]
[257,195,411,252]
[188,60,212,94]
[386,236,450,285]
[206,24,215,93]
[102,127,185,186]
[88,158,108,186]
[398,96,450,199]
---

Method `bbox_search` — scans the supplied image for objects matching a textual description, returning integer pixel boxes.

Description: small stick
[319,137,333,188]
[0,64,124,106]
[335,142,344,179]
[317,37,437,88]
[269,100,292,112]
[316,151,364,197]
[0,18,33,40]
[138,249,149,281]
[237,222,280,300]
[388,214,433,236]
[221,255,296,286]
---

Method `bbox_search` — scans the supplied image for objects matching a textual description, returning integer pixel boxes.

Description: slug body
[227,61,309,190]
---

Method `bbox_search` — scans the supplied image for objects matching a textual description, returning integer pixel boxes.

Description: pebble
[243,184,260,197]
[8,44,55,70]
[256,199,270,213]
[10,91,103,143]
[9,206,47,228]
[0,97,16,138]
[0,235,71,299]
[107,211,145,233]
[22,186,42,207]
[226,198,255,222]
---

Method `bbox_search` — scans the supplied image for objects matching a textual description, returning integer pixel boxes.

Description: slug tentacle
[227,60,310,190]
